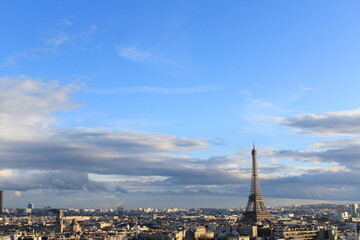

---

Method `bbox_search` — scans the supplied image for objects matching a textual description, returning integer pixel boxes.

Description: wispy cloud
[117,47,151,62]
[300,84,315,91]
[85,85,222,94]
[2,20,98,66]
[241,89,275,108]
[254,82,265,88]
[3,52,35,66]
[249,98,274,107]
[59,18,73,27]
[47,34,70,46]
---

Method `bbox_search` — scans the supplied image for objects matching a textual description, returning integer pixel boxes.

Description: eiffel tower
[242,144,271,224]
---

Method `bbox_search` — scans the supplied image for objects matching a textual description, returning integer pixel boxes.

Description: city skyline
[2,1,360,209]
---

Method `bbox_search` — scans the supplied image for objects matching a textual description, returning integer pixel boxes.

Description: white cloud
[0,76,232,193]
[0,76,78,140]
[280,109,360,136]
[117,47,151,62]
[263,139,360,169]
[0,169,119,192]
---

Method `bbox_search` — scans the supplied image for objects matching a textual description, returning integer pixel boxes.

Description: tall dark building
[0,191,3,214]
[242,145,271,224]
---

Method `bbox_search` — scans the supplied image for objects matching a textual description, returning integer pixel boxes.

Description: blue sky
[2,0,360,209]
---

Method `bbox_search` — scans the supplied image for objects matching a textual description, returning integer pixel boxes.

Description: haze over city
[2,0,360,209]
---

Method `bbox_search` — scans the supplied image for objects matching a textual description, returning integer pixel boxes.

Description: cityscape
[0,147,359,239]
[2,0,360,239]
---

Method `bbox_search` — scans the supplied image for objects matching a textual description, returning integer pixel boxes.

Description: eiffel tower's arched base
[242,210,271,225]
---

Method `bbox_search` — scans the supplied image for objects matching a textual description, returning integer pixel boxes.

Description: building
[118,204,125,214]
[0,191,3,214]
[28,202,35,209]
[70,218,82,233]
[56,209,64,233]
[274,228,318,240]
[351,204,359,217]
[317,230,337,240]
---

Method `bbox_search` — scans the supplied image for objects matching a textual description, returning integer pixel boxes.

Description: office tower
[242,145,271,224]
[28,202,35,209]
[0,191,3,214]
[351,204,359,217]
[118,204,124,214]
